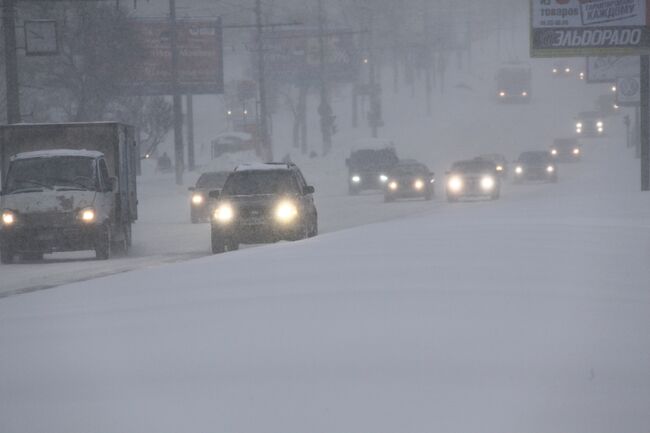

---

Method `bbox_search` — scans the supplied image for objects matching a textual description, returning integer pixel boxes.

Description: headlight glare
[2,211,15,225]
[413,179,424,190]
[379,174,388,183]
[547,165,555,173]
[275,201,298,223]
[80,208,96,223]
[480,176,495,191]
[351,175,361,183]
[573,148,580,155]
[496,165,503,171]
[448,176,463,192]
[551,149,558,155]
[388,181,398,191]
[192,194,204,205]
[214,203,234,223]
[515,166,523,174]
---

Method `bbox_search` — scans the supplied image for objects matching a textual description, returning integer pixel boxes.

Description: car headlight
[214,203,234,223]
[496,165,504,172]
[480,176,495,191]
[552,68,558,73]
[413,179,424,190]
[521,91,528,97]
[2,210,16,226]
[192,194,204,205]
[448,176,463,192]
[565,68,571,73]
[80,208,96,223]
[379,174,388,183]
[547,165,555,173]
[576,122,583,129]
[596,121,603,128]
[551,149,558,155]
[275,200,298,223]
[388,181,398,191]
[499,91,506,97]
[573,148,580,155]
[351,175,361,183]
[515,166,523,174]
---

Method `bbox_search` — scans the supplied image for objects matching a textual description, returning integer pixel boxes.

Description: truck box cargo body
[0,122,138,262]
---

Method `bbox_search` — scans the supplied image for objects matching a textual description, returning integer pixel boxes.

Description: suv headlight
[413,179,424,190]
[547,165,555,173]
[275,200,298,223]
[2,210,16,226]
[448,176,463,192]
[480,176,495,191]
[214,203,234,223]
[79,208,96,223]
[379,174,388,183]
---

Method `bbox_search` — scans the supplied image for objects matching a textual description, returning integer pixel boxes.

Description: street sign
[531,0,650,57]
[124,19,224,96]
[586,56,640,83]
[24,20,58,56]
[616,76,641,106]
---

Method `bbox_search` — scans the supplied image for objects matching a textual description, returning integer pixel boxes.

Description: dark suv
[209,163,318,253]
[346,147,399,194]
[513,151,558,183]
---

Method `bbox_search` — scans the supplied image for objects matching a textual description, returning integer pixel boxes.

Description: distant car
[188,171,230,223]
[346,146,399,195]
[513,151,558,183]
[210,163,318,254]
[479,153,509,178]
[446,158,501,202]
[575,111,605,137]
[552,61,572,77]
[496,63,532,103]
[384,160,435,202]
[550,138,582,163]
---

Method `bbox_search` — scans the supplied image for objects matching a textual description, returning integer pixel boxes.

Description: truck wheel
[0,244,14,264]
[112,227,129,256]
[95,225,111,260]
[227,240,239,251]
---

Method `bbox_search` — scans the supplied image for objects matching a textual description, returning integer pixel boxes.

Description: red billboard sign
[125,19,224,95]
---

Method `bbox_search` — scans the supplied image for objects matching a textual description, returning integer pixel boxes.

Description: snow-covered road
[1,138,649,433]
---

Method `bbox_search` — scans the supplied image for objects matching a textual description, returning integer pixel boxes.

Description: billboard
[264,28,359,85]
[124,19,224,95]
[531,0,650,57]
[616,76,641,106]
[586,55,640,82]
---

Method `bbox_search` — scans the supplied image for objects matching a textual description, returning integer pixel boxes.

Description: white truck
[0,122,138,263]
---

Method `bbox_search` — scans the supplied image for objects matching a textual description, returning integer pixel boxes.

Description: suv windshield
[349,149,398,170]
[4,156,96,193]
[222,170,299,195]
[196,172,229,189]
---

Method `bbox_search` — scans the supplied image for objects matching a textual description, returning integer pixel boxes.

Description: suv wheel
[0,243,14,264]
[308,216,318,238]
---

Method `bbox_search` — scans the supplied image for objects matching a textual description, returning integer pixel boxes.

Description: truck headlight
[547,165,555,173]
[480,176,495,191]
[80,208,96,223]
[192,194,204,205]
[275,200,298,223]
[515,166,523,174]
[214,203,234,223]
[379,174,388,183]
[448,176,463,192]
[2,210,16,226]
[351,175,361,183]
[413,179,424,190]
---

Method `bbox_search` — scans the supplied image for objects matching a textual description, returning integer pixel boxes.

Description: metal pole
[317,0,332,156]
[641,55,650,191]
[3,0,21,124]
[186,94,195,171]
[255,0,272,161]
[169,0,184,185]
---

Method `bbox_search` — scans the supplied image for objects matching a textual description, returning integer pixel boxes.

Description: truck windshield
[5,156,96,193]
[222,170,299,196]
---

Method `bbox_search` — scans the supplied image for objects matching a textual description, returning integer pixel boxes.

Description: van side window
[98,159,110,191]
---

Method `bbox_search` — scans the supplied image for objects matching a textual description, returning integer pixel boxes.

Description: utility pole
[317,0,333,156]
[255,0,272,161]
[169,0,184,185]
[641,55,650,191]
[186,94,195,171]
[3,0,21,124]
[367,18,382,138]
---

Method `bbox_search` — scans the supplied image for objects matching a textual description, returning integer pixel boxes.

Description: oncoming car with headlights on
[188,171,230,223]
[209,163,318,254]
[346,144,398,195]
[384,160,435,202]
[575,111,605,137]
[445,159,501,202]
[513,151,558,184]
[550,138,582,163]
